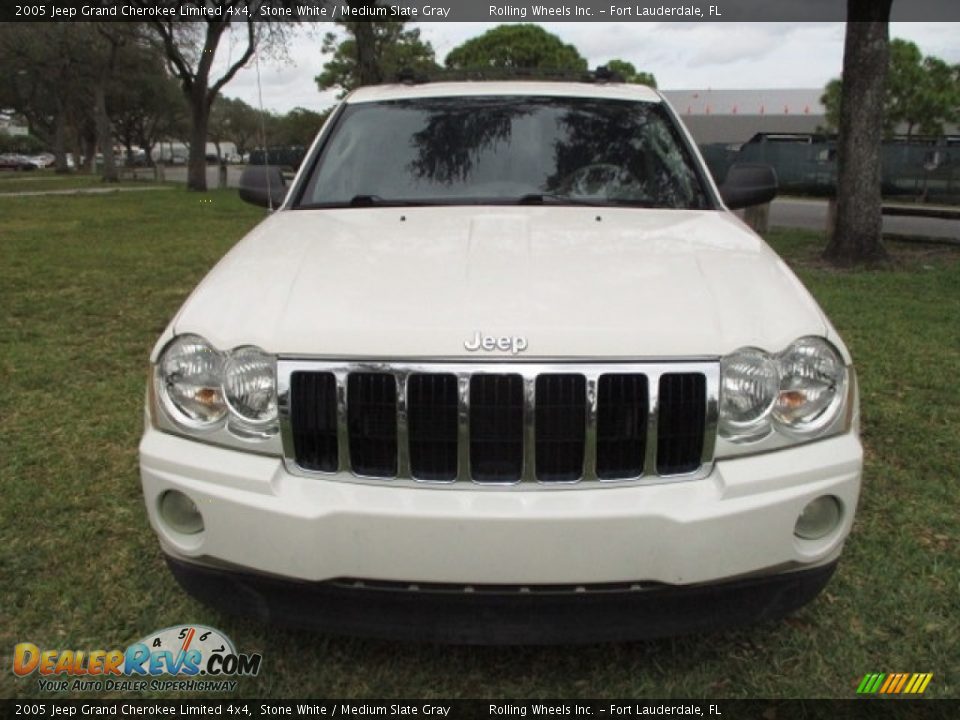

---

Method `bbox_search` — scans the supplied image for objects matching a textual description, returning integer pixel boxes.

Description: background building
[661,89,827,145]
[0,112,30,137]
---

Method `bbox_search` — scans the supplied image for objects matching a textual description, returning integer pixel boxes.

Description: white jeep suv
[139,78,862,643]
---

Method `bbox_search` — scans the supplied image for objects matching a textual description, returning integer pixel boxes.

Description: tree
[821,38,959,137]
[208,96,261,160]
[0,130,45,155]
[820,78,842,131]
[605,59,657,87]
[274,107,330,147]
[147,8,285,190]
[884,39,928,137]
[0,22,150,178]
[445,25,587,72]
[352,14,379,86]
[824,0,892,266]
[316,21,438,96]
[913,56,960,135]
[111,60,188,166]
[0,24,90,173]
[86,23,144,182]
[207,96,233,164]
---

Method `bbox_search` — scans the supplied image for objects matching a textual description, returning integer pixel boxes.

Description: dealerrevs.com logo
[13,625,262,693]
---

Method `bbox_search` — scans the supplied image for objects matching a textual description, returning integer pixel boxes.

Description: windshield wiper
[344,195,434,207]
[517,194,661,208]
[516,193,592,205]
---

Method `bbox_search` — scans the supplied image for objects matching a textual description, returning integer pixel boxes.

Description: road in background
[164,164,246,189]
[770,198,959,242]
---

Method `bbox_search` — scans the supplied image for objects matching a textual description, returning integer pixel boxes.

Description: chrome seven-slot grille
[279,361,719,486]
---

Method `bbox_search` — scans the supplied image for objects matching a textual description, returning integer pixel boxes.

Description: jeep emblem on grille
[464,331,528,354]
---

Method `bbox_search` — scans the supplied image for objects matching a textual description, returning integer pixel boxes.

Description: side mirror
[238,165,287,208]
[719,163,778,209]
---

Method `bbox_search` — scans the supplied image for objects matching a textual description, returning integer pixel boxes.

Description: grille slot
[535,374,586,482]
[657,373,707,475]
[284,361,715,486]
[290,372,339,472]
[469,374,524,483]
[596,374,648,479]
[408,373,459,481]
[347,372,398,477]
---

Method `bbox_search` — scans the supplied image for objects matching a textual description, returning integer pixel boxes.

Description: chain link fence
[701,139,960,203]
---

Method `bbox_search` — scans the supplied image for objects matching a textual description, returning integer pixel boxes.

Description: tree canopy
[272,106,330,146]
[316,22,438,95]
[109,35,188,167]
[821,38,960,137]
[147,7,289,190]
[604,59,657,87]
[444,24,587,72]
[0,22,181,176]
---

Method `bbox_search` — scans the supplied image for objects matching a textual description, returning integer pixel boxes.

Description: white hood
[170,206,828,359]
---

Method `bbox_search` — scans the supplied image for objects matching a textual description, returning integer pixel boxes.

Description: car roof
[345,81,663,104]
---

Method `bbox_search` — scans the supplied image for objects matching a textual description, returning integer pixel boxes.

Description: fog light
[794,495,842,540]
[159,490,204,535]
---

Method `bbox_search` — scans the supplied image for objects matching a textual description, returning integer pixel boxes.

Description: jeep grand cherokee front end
[139,79,862,643]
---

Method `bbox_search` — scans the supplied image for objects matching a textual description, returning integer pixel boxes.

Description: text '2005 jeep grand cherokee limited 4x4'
[139,78,862,643]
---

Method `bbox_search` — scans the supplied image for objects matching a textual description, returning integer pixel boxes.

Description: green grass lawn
[1,189,958,700]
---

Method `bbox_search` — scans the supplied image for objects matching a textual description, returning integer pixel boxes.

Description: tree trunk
[139,133,155,167]
[79,130,96,174]
[73,139,85,174]
[743,203,770,234]
[187,88,209,191]
[823,3,892,266]
[352,17,381,86]
[53,109,69,174]
[95,82,118,182]
[138,116,157,168]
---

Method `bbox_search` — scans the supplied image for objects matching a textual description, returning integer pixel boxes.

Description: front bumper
[165,554,839,644]
[140,427,861,587]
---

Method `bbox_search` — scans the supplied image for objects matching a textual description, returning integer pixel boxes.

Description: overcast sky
[213,22,960,114]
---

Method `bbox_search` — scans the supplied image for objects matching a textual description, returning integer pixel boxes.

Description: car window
[297,95,711,209]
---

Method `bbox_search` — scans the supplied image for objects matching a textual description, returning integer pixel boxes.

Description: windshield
[296,95,711,209]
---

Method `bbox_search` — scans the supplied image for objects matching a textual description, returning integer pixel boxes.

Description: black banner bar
[2,0,960,23]
[2,700,959,720]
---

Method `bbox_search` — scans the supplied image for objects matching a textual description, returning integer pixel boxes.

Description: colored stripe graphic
[879,674,896,693]
[904,674,920,694]
[858,672,933,695]
[856,673,884,694]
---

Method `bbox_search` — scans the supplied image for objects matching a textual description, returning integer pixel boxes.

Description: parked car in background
[28,153,55,168]
[0,154,38,171]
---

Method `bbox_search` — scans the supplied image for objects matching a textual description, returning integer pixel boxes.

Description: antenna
[254,44,273,211]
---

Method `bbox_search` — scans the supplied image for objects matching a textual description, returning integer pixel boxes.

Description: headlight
[719,348,778,440]
[718,337,850,453]
[774,337,846,435]
[156,334,227,428]
[224,346,278,426]
[153,335,279,448]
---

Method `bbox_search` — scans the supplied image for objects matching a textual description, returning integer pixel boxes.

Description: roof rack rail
[392,66,626,85]
[395,67,431,85]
